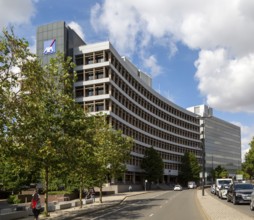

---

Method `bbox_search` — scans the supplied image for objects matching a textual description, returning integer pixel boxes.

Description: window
[75,55,83,66]
[85,69,93,81]
[85,53,93,64]
[95,51,104,63]
[76,71,83,81]
[95,69,104,79]
[85,87,94,97]
[96,103,104,111]
[96,86,104,95]
[75,86,83,97]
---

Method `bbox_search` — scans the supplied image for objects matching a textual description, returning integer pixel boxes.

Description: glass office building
[187,105,241,177]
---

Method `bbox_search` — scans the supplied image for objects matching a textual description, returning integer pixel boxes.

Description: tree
[242,137,254,180]
[141,146,164,189]
[0,28,39,192]
[179,152,201,186]
[0,28,88,216]
[90,114,133,203]
[214,165,228,178]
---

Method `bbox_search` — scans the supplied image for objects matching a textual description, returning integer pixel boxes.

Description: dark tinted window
[235,184,253,190]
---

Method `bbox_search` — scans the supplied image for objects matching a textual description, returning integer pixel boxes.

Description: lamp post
[201,129,205,196]
[197,115,211,196]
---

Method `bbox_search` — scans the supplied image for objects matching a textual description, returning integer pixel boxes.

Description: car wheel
[250,201,254,211]
[227,195,230,202]
[233,196,237,205]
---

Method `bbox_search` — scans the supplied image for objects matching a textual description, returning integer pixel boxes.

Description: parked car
[215,178,233,196]
[210,184,215,194]
[250,191,254,211]
[188,181,197,189]
[174,184,182,191]
[227,182,254,205]
[218,184,230,199]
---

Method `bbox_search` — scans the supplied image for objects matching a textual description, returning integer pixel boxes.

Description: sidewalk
[196,189,253,220]
[39,191,147,220]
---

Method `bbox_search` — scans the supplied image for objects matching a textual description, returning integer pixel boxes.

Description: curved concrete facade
[73,42,201,184]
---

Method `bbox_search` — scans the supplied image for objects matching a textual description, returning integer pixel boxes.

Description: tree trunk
[99,186,103,203]
[44,166,50,217]
[79,174,83,208]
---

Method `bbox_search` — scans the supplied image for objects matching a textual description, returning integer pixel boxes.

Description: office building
[187,105,241,178]
[36,21,241,184]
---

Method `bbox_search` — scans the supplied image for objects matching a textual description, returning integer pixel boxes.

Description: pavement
[196,189,253,220]
[1,189,254,219]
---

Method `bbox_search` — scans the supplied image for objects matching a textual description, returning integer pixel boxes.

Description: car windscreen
[218,180,231,185]
[235,184,254,190]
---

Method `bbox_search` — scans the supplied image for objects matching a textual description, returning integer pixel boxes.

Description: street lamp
[200,126,205,196]
[197,115,211,196]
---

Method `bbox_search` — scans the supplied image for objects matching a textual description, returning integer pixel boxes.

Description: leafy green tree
[141,146,164,189]
[0,28,88,216]
[179,152,201,186]
[91,114,133,203]
[64,112,95,207]
[214,165,228,178]
[17,52,84,215]
[242,137,254,180]
[0,28,39,192]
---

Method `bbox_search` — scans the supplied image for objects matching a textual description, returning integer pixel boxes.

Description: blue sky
[1,0,254,161]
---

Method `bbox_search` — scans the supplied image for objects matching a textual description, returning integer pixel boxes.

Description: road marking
[149,213,154,217]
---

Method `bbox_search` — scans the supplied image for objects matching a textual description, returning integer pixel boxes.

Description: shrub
[7,195,21,204]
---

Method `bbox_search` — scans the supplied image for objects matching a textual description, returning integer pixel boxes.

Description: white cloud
[195,49,254,113]
[141,55,162,77]
[0,0,36,29]
[232,121,254,161]
[67,21,85,41]
[90,0,254,113]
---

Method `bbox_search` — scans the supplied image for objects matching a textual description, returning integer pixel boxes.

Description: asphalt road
[72,190,206,220]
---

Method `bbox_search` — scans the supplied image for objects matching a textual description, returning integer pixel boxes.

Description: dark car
[227,182,254,205]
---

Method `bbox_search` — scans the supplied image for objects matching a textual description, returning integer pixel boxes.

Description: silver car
[250,190,254,211]
[218,184,229,199]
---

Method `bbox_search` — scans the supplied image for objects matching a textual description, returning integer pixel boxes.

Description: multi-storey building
[73,41,202,184]
[36,21,241,185]
[187,105,241,178]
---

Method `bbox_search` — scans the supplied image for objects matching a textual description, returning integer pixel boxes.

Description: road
[68,190,206,220]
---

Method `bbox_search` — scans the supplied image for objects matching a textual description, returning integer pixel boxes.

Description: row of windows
[111,87,199,140]
[110,54,198,123]
[127,155,182,171]
[112,102,199,147]
[111,118,201,157]
[79,99,109,112]
[75,50,109,66]
[75,83,109,98]
[76,67,110,82]
[111,72,199,133]
[132,144,201,164]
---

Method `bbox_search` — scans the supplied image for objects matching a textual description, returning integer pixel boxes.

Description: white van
[215,178,232,196]
[188,181,197,189]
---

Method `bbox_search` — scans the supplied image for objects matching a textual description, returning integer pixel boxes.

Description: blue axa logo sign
[43,39,56,55]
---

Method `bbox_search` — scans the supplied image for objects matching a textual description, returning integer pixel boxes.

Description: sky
[1,0,254,161]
